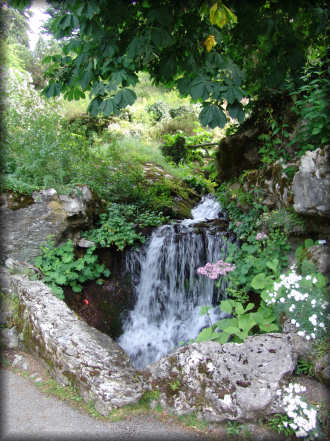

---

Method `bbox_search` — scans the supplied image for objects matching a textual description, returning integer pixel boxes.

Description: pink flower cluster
[256,232,268,240]
[197,260,236,280]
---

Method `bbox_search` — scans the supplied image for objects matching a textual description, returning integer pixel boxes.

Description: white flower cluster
[265,266,329,340]
[276,383,319,438]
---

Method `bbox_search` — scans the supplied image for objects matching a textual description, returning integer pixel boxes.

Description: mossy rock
[142,162,200,219]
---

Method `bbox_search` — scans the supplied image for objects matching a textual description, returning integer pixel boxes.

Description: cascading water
[118,195,230,369]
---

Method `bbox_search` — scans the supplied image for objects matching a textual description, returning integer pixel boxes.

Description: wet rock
[1,327,19,349]
[146,334,300,422]
[293,147,330,218]
[9,271,144,416]
[0,186,102,264]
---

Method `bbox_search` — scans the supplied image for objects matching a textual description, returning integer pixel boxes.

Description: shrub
[146,101,170,121]
[34,238,110,299]
[83,203,168,251]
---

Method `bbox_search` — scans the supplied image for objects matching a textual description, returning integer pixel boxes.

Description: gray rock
[0,186,101,264]
[293,376,329,408]
[12,354,29,371]
[308,244,330,281]
[9,273,144,416]
[1,327,19,349]
[313,353,330,386]
[77,238,96,248]
[293,147,330,217]
[146,334,299,422]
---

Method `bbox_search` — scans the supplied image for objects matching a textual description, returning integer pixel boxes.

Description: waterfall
[118,195,230,369]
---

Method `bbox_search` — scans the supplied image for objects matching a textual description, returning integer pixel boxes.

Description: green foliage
[295,239,318,274]
[160,127,214,164]
[177,412,208,431]
[146,101,170,122]
[169,379,181,391]
[8,0,245,128]
[256,209,305,236]
[34,238,110,299]
[257,57,329,164]
[295,358,314,376]
[267,414,295,436]
[289,59,330,155]
[225,230,290,299]
[226,420,242,436]
[139,390,161,406]
[182,175,215,195]
[223,1,328,96]
[83,203,168,251]
[196,298,278,344]
[3,67,194,212]
[258,121,292,165]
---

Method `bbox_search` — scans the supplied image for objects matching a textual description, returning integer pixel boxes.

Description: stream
[118,195,230,369]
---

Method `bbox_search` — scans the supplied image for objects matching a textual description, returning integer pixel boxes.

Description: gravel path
[1,367,212,441]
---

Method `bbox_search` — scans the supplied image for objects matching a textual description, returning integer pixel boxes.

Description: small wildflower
[256,232,268,240]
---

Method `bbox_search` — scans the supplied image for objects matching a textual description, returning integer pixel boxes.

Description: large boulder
[9,270,144,416]
[293,147,330,218]
[0,186,102,264]
[215,128,261,182]
[145,334,303,422]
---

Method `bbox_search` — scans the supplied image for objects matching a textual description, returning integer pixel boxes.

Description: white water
[118,195,229,369]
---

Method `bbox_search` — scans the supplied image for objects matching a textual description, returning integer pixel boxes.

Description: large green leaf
[113,89,137,108]
[227,102,244,123]
[199,104,226,128]
[220,299,233,314]
[100,99,114,116]
[44,81,61,98]
[250,273,269,290]
[80,69,93,89]
[190,76,211,100]
[151,28,173,48]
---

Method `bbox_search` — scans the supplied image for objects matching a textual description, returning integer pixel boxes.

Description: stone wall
[0,186,102,264]
[9,271,144,416]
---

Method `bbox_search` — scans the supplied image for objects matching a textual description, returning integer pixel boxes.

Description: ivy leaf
[199,104,226,128]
